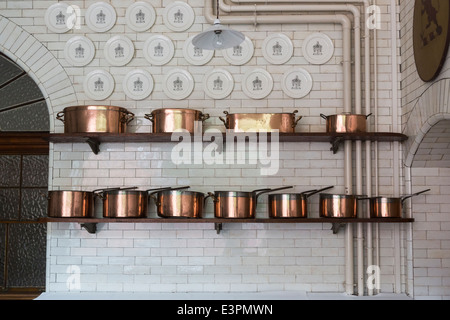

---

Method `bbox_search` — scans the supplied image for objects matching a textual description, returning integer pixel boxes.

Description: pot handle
[292,110,302,128]
[200,113,210,122]
[320,114,328,121]
[56,111,65,123]
[144,113,154,123]
[219,111,230,129]
[401,189,431,203]
[147,186,190,195]
[305,186,334,198]
[206,192,217,202]
[148,193,160,207]
[366,113,373,119]
[255,186,293,201]
[121,111,135,124]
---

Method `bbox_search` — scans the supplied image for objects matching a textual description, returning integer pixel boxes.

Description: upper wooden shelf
[45,132,408,154]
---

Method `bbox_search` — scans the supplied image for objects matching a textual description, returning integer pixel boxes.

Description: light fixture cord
[216,0,220,20]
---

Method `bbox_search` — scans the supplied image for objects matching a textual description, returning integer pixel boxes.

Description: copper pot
[98,187,155,218]
[149,186,204,218]
[56,105,135,133]
[320,113,372,134]
[144,108,210,133]
[319,194,359,218]
[207,186,293,219]
[269,186,334,219]
[219,111,302,133]
[47,190,96,218]
[365,189,430,218]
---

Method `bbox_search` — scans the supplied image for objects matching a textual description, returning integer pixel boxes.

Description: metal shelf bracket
[80,223,97,234]
[331,222,345,234]
[86,138,100,155]
[215,223,223,234]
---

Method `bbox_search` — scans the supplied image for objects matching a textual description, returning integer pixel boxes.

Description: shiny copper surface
[47,191,95,218]
[319,194,357,218]
[212,192,257,219]
[268,194,308,218]
[152,190,204,218]
[321,113,369,134]
[145,108,209,133]
[102,190,148,218]
[369,198,402,218]
[219,111,302,133]
[57,105,134,133]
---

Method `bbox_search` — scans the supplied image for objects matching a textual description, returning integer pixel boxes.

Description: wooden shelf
[46,132,408,154]
[39,217,415,235]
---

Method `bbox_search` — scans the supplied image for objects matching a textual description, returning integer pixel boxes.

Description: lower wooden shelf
[39,217,415,235]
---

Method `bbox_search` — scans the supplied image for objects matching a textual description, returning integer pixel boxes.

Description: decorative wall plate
[163,69,194,100]
[163,1,195,32]
[203,69,234,100]
[85,2,117,33]
[104,36,134,66]
[64,36,95,67]
[281,68,313,99]
[302,33,334,65]
[413,0,450,82]
[126,1,156,32]
[83,70,115,100]
[262,33,293,65]
[183,36,214,66]
[222,36,254,66]
[123,69,154,100]
[45,3,71,33]
[143,35,175,66]
[242,68,273,100]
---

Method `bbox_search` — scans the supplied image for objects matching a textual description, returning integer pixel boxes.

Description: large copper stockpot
[207,186,293,219]
[365,189,430,218]
[320,113,372,134]
[219,111,302,133]
[269,186,334,219]
[47,190,96,218]
[56,105,135,133]
[144,108,210,133]
[319,194,360,218]
[149,187,205,218]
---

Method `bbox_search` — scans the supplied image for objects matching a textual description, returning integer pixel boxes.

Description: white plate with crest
[45,3,72,33]
[163,69,194,100]
[242,68,273,100]
[262,33,293,65]
[123,69,154,100]
[64,36,95,67]
[83,70,115,100]
[143,35,175,66]
[104,35,134,66]
[163,1,195,32]
[302,33,334,65]
[183,36,214,66]
[85,2,117,33]
[222,36,254,66]
[126,1,156,32]
[203,69,234,100]
[281,68,313,99]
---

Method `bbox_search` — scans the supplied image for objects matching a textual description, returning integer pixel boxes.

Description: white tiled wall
[0,0,417,295]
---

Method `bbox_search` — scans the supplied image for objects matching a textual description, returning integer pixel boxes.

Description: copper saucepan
[207,186,294,219]
[363,189,430,218]
[46,190,99,218]
[320,113,372,134]
[219,111,302,133]
[56,105,135,133]
[269,186,334,219]
[319,194,365,218]
[144,108,210,133]
[149,186,205,219]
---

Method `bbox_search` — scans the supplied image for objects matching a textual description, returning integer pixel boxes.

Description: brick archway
[0,15,77,132]
[403,78,450,167]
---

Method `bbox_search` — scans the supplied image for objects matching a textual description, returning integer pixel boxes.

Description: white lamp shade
[192,19,245,50]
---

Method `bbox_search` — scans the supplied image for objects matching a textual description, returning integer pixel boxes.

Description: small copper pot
[319,194,359,218]
[56,105,134,133]
[47,190,96,218]
[207,186,293,219]
[320,113,372,134]
[149,187,204,219]
[269,186,334,219]
[219,111,302,133]
[144,108,210,133]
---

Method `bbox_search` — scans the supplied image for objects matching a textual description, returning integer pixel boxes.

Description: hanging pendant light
[192,0,245,50]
